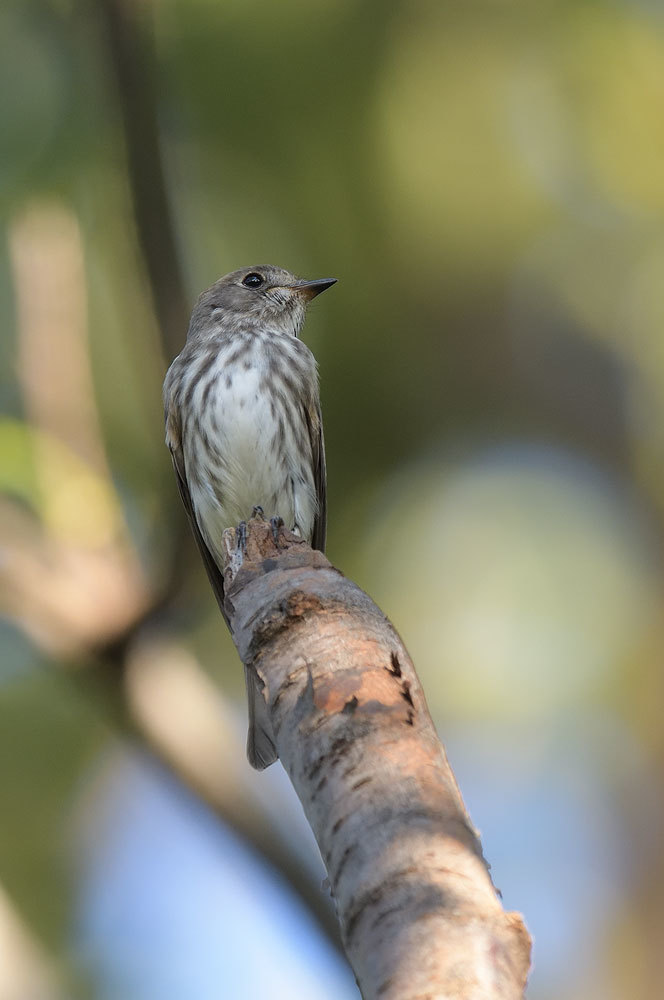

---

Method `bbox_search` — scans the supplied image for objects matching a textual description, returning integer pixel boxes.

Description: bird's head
[189,265,337,340]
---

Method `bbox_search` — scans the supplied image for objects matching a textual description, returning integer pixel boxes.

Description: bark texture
[223,516,532,1000]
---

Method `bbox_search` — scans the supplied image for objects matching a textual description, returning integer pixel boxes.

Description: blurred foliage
[1,1,664,998]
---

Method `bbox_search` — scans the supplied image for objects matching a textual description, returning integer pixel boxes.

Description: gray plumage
[163,265,335,768]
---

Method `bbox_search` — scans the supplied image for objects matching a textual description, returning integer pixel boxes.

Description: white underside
[185,352,316,562]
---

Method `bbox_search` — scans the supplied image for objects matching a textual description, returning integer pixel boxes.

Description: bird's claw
[270,516,284,545]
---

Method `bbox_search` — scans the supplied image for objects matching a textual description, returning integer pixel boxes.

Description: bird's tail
[244,665,278,770]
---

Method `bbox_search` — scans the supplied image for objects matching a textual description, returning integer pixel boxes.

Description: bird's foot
[236,520,248,554]
[270,516,284,545]
[251,505,265,520]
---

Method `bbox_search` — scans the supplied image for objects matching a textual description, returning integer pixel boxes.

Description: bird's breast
[182,333,317,553]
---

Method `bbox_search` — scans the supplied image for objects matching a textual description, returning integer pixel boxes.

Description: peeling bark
[222,516,531,1000]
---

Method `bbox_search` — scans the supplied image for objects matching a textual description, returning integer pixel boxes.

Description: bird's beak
[291,277,338,301]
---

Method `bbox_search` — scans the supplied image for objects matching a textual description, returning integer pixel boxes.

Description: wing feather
[307,399,327,553]
[167,440,227,619]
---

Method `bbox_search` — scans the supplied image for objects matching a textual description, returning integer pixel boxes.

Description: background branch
[98,0,189,360]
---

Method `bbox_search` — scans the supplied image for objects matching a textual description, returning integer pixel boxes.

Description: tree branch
[222,516,531,1000]
[98,0,189,359]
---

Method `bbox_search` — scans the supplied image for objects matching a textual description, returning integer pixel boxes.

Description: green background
[1,2,664,997]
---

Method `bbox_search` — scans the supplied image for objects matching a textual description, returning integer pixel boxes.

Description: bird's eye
[242,272,264,288]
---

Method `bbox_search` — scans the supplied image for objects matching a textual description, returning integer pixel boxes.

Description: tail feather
[245,666,278,770]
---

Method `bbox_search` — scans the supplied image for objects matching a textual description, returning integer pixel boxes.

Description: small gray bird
[163,265,336,769]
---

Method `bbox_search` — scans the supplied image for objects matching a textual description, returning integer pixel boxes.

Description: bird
[163,265,336,769]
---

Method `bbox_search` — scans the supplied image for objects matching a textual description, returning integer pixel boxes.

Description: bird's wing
[166,402,277,770]
[166,420,227,619]
[308,398,327,553]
